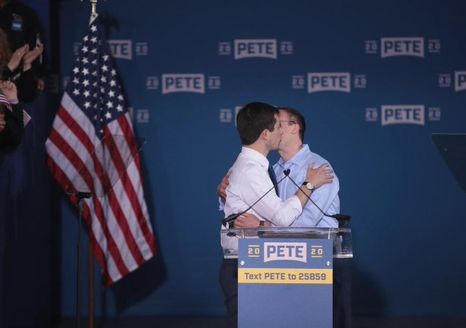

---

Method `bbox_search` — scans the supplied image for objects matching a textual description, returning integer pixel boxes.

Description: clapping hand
[7,45,29,71]
[22,44,44,71]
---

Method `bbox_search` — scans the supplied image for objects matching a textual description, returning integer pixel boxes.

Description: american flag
[45,16,156,286]
[0,91,12,111]
[0,90,32,127]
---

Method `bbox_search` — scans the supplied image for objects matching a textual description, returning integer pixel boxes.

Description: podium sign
[238,238,333,328]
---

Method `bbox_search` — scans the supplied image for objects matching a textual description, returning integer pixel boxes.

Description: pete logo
[108,40,133,60]
[219,39,292,59]
[381,105,425,126]
[308,73,351,93]
[235,39,277,59]
[218,106,242,124]
[264,242,307,263]
[367,38,439,57]
[162,74,205,94]
[381,37,424,58]
[455,71,466,91]
[136,109,150,123]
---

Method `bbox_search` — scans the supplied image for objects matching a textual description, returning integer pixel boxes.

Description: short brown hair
[278,107,306,141]
[237,102,279,145]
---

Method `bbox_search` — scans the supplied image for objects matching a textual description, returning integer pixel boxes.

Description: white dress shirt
[221,147,302,252]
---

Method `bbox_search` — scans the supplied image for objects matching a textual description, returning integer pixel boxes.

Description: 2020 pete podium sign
[238,238,333,328]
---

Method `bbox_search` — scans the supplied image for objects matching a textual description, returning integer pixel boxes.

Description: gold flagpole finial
[80,0,101,20]
[91,0,97,18]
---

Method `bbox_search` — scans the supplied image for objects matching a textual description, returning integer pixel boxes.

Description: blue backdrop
[54,0,466,318]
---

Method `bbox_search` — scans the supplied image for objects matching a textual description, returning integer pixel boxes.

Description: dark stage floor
[59,316,466,328]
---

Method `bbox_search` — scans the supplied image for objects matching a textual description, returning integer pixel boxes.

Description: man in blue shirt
[218,107,352,328]
[273,107,340,228]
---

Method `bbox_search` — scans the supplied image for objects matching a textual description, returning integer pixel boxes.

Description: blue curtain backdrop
[53,0,466,318]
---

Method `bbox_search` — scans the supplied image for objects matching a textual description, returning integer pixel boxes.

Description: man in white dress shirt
[219,102,334,328]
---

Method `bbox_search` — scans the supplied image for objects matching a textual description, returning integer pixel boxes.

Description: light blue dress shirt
[274,144,340,228]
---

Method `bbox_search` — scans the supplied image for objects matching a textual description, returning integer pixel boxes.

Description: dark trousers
[219,259,239,328]
[219,258,352,328]
[333,258,353,328]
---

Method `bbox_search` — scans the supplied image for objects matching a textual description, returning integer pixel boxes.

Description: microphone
[222,174,288,229]
[283,169,351,227]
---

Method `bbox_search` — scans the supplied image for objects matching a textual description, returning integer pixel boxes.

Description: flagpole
[76,197,83,328]
[73,192,91,328]
[89,236,94,328]
[87,2,98,327]
[78,3,99,327]
[90,0,98,20]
